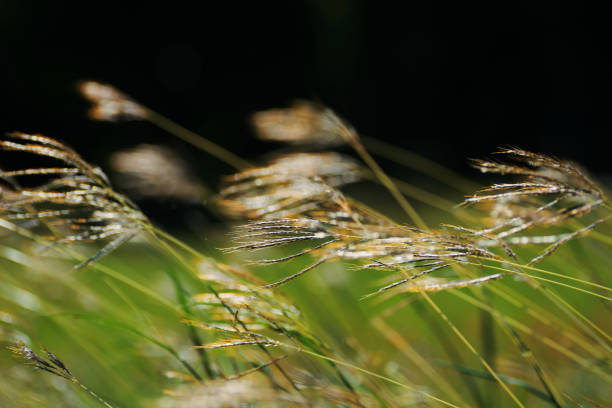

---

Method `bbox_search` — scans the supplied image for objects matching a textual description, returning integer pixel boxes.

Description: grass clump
[0,81,610,407]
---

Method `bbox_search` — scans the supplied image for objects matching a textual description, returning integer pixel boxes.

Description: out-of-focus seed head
[251,101,357,147]
[109,144,209,202]
[215,152,364,219]
[79,80,147,121]
[158,376,300,407]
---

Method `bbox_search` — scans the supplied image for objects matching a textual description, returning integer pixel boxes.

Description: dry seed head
[468,147,605,206]
[109,144,209,202]
[464,147,608,262]
[194,260,306,335]
[216,152,363,219]
[8,343,114,407]
[78,80,147,121]
[1,132,148,267]
[251,101,357,146]
[399,274,504,293]
[8,343,72,380]
[222,152,363,186]
[188,261,364,406]
[217,178,334,219]
[230,184,500,293]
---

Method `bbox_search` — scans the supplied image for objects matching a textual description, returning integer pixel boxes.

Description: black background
[2,1,611,182]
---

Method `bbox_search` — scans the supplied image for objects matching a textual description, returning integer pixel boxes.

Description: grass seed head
[251,101,357,147]
[8,343,72,380]
[1,132,148,267]
[468,146,606,209]
[464,147,609,262]
[109,144,210,202]
[229,178,500,293]
[215,152,363,219]
[194,259,308,337]
[78,80,147,121]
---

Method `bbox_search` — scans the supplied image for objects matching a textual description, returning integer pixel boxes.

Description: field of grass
[1,82,611,407]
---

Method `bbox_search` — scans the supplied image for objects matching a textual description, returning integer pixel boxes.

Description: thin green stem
[144,108,252,170]
[148,225,208,260]
[544,288,612,345]
[363,173,480,223]
[477,290,564,408]
[463,261,612,302]
[450,290,612,383]
[361,136,480,193]
[481,257,612,293]
[349,137,427,229]
[420,292,526,408]
[371,317,471,407]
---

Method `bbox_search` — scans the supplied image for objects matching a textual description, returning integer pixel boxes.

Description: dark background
[2,1,611,185]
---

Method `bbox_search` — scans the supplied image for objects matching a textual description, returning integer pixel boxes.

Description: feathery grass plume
[399,274,505,293]
[253,100,480,195]
[0,132,148,268]
[228,178,501,293]
[463,147,609,263]
[251,101,426,227]
[195,258,326,360]
[109,144,210,202]
[215,152,364,219]
[8,343,113,408]
[251,101,356,147]
[194,261,330,390]
[189,260,456,407]
[78,80,147,121]
[194,259,305,334]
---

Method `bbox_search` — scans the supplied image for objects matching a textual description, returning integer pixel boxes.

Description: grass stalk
[371,317,471,407]
[361,136,480,193]
[347,137,427,229]
[419,291,526,408]
[143,108,252,170]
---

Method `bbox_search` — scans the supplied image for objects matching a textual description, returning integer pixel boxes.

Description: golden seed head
[251,101,356,146]
[78,80,147,121]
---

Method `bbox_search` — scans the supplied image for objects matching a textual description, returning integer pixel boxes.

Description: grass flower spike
[0,132,148,268]
[251,101,355,147]
[464,147,609,263]
[215,152,364,219]
[79,81,147,121]
[9,343,113,408]
[109,144,210,202]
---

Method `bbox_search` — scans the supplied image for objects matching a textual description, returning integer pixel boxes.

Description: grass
[0,82,611,407]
